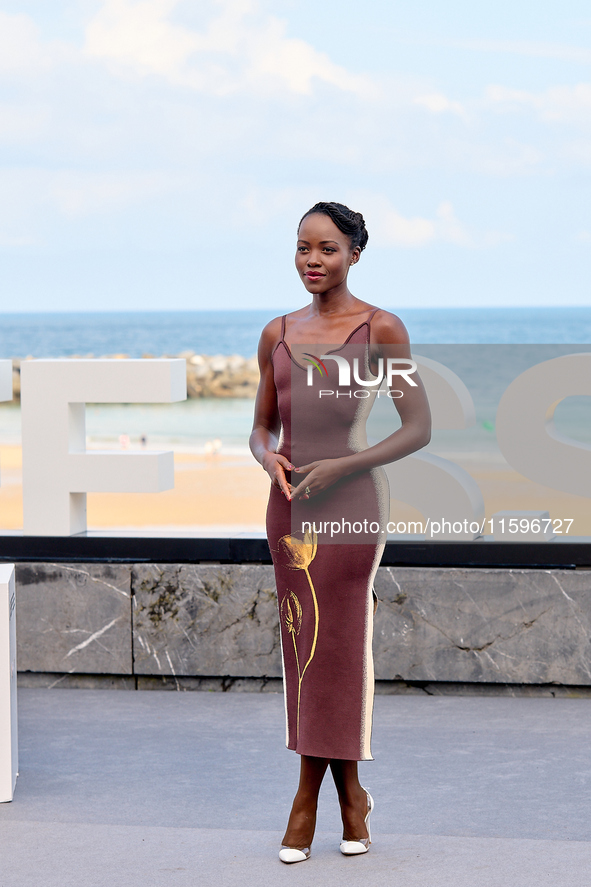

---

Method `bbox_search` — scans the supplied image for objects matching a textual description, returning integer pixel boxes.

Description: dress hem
[286,743,374,763]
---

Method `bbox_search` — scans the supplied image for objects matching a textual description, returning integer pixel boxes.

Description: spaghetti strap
[364,307,381,344]
[281,308,379,360]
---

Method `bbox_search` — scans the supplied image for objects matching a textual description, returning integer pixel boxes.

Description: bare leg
[281,755,330,849]
[330,759,371,841]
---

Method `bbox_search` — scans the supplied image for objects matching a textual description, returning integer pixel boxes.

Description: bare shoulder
[370,308,410,345]
[258,315,284,362]
[260,315,283,341]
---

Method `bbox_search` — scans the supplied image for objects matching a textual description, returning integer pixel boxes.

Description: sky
[0,0,590,311]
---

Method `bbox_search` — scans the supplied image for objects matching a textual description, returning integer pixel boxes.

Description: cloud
[412,35,591,66]
[0,104,49,143]
[0,1,580,272]
[486,83,591,126]
[0,167,181,242]
[377,206,437,247]
[180,183,490,251]
[245,17,375,97]
[576,230,591,243]
[0,12,48,76]
[466,139,544,176]
[461,39,591,65]
[0,233,35,247]
[47,169,178,217]
[85,0,212,85]
[414,92,466,117]
[84,0,375,97]
[564,139,591,165]
[350,195,471,248]
[349,194,513,249]
[0,11,69,78]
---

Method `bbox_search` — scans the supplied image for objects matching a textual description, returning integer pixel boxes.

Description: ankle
[338,785,366,809]
[292,792,318,813]
[282,806,317,849]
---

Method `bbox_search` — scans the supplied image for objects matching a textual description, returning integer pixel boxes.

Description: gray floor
[1,689,591,886]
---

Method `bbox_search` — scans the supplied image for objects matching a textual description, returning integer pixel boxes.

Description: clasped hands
[263,453,347,501]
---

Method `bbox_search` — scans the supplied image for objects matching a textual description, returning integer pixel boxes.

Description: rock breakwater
[9,353,260,401]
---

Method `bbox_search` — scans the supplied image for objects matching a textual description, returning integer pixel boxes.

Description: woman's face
[295,213,360,294]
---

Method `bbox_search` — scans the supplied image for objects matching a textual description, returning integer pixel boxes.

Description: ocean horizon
[2,307,591,358]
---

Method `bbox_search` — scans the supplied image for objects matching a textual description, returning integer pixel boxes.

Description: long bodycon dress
[266,308,389,761]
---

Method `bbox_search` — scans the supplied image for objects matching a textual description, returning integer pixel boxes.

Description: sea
[1,307,590,450]
[2,307,591,358]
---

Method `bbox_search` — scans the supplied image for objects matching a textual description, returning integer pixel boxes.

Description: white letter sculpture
[382,355,485,540]
[496,354,591,498]
[0,361,13,488]
[0,564,17,802]
[0,361,11,404]
[21,359,187,536]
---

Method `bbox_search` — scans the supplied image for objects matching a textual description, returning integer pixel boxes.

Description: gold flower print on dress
[278,530,319,740]
[281,590,303,636]
[279,529,317,570]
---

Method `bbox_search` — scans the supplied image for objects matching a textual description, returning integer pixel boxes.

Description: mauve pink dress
[266,309,388,761]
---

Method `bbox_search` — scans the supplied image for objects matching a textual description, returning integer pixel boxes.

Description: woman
[249,202,430,863]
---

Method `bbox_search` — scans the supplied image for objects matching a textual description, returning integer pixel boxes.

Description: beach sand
[0,445,589,536]
[0,447,270,533]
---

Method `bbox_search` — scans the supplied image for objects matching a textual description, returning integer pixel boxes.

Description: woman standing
[250,202,430,862]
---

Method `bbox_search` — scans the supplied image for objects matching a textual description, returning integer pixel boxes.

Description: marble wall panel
[373,567,591,684]
[13,563,591,686]
[132,564,282,677]
[15,563,132,675]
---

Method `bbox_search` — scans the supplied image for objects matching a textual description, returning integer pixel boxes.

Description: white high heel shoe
[279,846,311,864]
[340,789,373,856]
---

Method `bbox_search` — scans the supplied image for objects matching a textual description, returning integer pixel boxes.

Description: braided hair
[298,202,369,252]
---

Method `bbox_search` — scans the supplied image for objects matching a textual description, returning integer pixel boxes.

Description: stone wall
[12,562,591,687]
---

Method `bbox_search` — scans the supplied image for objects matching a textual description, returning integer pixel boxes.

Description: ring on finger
[304,486,311,495]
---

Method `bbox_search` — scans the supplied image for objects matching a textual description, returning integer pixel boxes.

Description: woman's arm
[249,318,294,498]
[291,310,431,499]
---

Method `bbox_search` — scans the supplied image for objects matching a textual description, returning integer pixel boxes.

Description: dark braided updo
[298,202,369,252]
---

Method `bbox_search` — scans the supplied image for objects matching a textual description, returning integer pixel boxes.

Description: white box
[0,564,18,802]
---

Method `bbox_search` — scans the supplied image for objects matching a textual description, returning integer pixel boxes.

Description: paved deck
[1,688,591,886]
